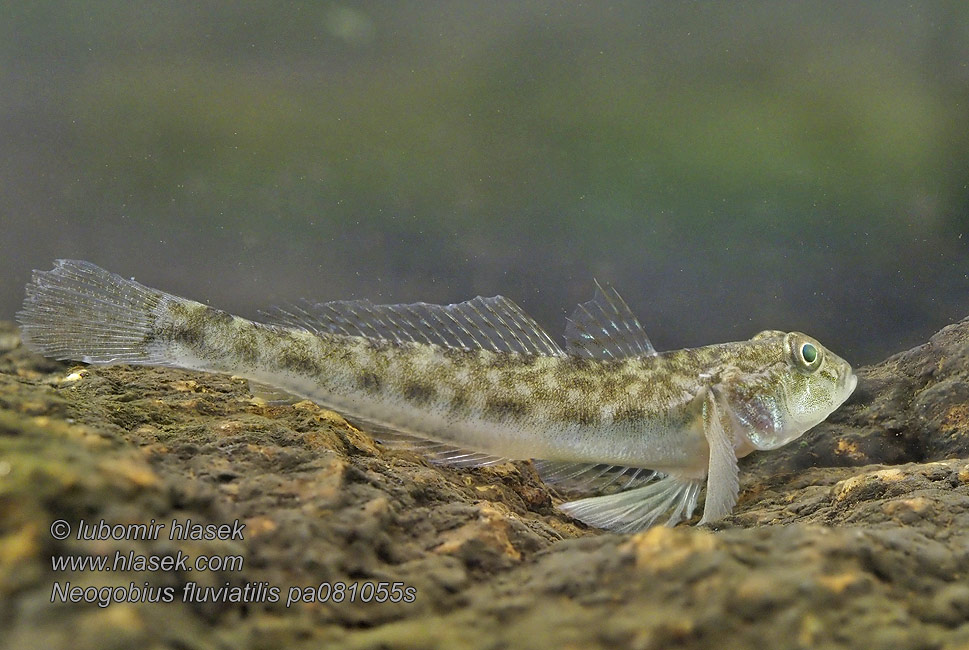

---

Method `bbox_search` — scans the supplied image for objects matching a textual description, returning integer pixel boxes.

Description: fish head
[720,331,857,451]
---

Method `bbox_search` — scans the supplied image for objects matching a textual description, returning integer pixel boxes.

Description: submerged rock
[0,317,967,649]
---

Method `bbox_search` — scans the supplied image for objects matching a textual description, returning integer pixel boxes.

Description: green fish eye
[801,343,818,364]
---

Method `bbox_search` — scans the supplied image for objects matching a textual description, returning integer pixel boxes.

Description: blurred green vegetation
[2,1,968,362]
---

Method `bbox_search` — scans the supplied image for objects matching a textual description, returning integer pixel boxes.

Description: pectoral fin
[698,387,740,525]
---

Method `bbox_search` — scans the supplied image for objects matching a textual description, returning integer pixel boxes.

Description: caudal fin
[17,259,173,365]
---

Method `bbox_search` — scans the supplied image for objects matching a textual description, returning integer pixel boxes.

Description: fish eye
[796,340,822,371]
[785,333,823,372]
[801,343,817,364]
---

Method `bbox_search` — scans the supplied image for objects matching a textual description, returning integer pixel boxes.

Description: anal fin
[248,380,302,405]
[533,460,657,493]
[346,417,510,468]
[558,475,703,533]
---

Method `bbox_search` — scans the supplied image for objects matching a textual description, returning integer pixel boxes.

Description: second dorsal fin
[263,295,565,356]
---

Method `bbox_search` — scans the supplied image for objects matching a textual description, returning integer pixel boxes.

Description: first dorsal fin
[263,295,564,357]
[564,281,656,359]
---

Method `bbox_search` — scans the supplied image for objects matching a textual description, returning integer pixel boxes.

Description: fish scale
[17,260,857,532]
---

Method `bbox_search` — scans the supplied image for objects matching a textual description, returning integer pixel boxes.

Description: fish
[16,259,857,533]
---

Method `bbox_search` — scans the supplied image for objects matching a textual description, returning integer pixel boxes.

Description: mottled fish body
[17,260,856,532]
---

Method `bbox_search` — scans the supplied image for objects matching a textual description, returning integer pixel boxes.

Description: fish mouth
[844,371,858,396]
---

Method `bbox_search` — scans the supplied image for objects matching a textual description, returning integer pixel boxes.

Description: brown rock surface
[1,318,968,650]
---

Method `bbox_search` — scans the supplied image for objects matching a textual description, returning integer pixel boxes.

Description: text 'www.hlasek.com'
[48,518,418,608]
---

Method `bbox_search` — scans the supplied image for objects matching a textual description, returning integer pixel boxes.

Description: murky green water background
[3,2,968,363]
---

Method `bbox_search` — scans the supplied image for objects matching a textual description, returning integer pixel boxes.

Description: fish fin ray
[563,281,656,359]
[558,475,702,532]
[17,260,179,366]
[345,417,511,468]
[698,388,741,525]
[262,295,564,356]
[533,460,658,493]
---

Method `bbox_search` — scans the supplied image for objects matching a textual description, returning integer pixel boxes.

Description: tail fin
[17,259,173,365]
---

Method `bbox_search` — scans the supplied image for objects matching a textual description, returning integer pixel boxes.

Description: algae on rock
[1,319,968,650]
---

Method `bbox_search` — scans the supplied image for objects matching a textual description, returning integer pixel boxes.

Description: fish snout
[838,364,858,399]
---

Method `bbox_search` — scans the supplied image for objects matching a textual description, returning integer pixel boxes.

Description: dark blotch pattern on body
[152,297,802,437]
[613,406,648,422]
[231,323,260,366]
[275,335,325,376]
[561,403,598,426]
[357,370,381,393]
[167,303,211,349]
[402,381,437,405]
[485,398,529,420]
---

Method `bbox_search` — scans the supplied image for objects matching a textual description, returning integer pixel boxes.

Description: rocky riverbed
[1,318,967,649]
